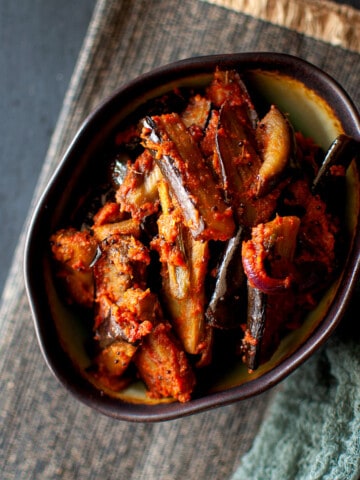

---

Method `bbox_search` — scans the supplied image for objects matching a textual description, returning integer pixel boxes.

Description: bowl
[24,53,360,421]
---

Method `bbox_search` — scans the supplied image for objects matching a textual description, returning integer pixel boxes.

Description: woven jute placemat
[1,1,359,479]
[205,0,360,52]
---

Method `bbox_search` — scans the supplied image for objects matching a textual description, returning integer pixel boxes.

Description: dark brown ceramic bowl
[24,53,360,422]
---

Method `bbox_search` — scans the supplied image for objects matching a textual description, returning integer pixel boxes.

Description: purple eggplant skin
[255,105,295,197]
[312,134,359,192]
[141,114,235,242]
[312,134,360,217]
[95,312,127,349]
[243,285,267,371]
[206,227,246,329]
[215,102,261,209]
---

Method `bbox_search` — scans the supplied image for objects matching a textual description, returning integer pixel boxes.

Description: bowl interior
[25,54,360,420]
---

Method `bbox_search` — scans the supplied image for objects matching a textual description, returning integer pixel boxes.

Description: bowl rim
[24,52,360,422]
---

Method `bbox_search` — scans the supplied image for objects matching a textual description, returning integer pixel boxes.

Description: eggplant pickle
[49,68,350,402]
[141,113,235,241]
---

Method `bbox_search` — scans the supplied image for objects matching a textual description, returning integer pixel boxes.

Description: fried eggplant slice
[93,233,151,330]
[216,102,263,226]
[92,234,158,387]
[206,68,258,127]
[116,149,162,221]
[92,218,141,243]
[241,215,300,370]
[181,94,211,132]
[50,228,98,308]
[94,339,138,391]
[206,226,246,329]
[256,105,294,196]
[92,202,125,226]
[141,113,235,241]
[151,179,212,360]
[94,288,158,346]
[244,288,302,371]
[134,322,196,403]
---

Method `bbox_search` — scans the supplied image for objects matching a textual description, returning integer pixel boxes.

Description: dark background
[0,0,359,297]
[0,1,96,295]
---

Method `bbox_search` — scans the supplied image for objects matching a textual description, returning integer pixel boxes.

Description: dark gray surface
[0,0,359,298]
[0,0,96,296]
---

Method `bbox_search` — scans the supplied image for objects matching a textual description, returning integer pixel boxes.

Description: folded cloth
[231,287,360,480]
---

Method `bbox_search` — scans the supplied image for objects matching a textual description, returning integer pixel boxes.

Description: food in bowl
[24,53,360,420]
[48,66,355,403]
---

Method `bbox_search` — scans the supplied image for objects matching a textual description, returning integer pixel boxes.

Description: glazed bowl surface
[25,53,360,421]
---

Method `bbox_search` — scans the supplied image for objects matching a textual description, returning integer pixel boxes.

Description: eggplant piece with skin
[243,287,267,371]
[255,105,294,196]
[93,339,138,392]
[50,228,98,308]
[151,178,212,362]
[312,134,359,192]
[312,134,359,216]
[216,102,260,196]
[93,233,151,330]
[207,101,291,329]
[141,113,235,241]
[206,226,246,329]
[241,215,300,370]
[134,322,196,403]
[94,288,158,346]
[115,149,162,221]
[206,68,258,128]
[216,102,263,226]
[181,94,211,131]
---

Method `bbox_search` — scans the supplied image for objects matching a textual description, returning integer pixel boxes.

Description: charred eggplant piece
[206,227,246,329]
[141,113,235,241]
[256,105,294,196]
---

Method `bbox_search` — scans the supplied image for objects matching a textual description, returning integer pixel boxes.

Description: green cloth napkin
[232,288,360,480]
